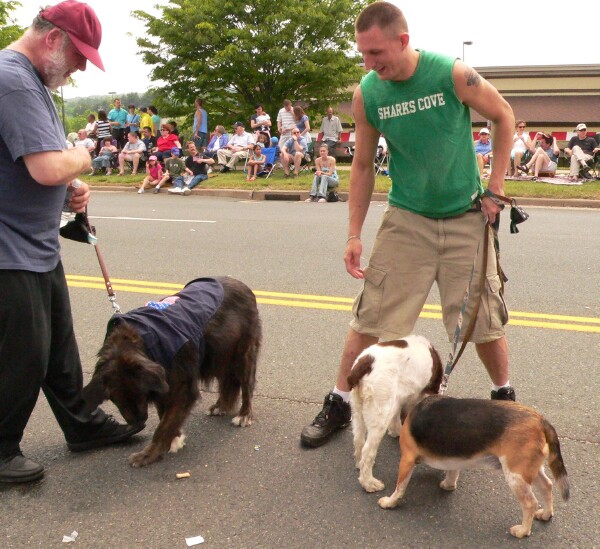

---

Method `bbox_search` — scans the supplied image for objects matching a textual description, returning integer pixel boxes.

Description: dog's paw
[231,415,253,427]
[360,476,385,493]
[378,495,399,509]
[207,404,226,416]
[129,448,161,468]
[439,479,457,491]
[509,525,531,539]
[534,508,553,522]
[169,434,186,454]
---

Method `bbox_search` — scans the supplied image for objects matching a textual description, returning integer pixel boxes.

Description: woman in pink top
[139,155,164,194]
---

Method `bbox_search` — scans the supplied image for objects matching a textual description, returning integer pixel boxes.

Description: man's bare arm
[344,85,380,278]
[23,146,92,186]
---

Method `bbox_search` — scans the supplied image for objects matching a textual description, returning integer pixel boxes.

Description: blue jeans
[194,133,207,149]
[310,174,339,197]
[172,173,208,189]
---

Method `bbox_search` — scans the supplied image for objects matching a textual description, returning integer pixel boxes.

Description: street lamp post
[462,41,473,62]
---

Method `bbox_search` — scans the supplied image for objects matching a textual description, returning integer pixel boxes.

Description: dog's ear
[82,371,109,414]
[138,358,170,395]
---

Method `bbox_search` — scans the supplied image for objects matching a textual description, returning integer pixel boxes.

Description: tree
[0,1,24,50]
[134,0,366,126]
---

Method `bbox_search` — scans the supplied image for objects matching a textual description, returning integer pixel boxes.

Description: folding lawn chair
[259,147,278,178]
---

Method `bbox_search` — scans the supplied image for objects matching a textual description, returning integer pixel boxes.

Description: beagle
[379,395,570,539]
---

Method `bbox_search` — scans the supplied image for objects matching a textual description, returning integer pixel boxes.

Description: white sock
[492,381,510,391]
[332,386,351,403]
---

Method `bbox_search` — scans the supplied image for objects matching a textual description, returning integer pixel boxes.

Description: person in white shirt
[217,122,255,172]
[118,131,147,175]
[277,99,296,146]
[73,129,95,154]
[320,107,343,151]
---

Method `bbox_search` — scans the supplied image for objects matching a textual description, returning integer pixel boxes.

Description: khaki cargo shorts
[350,206,508,343]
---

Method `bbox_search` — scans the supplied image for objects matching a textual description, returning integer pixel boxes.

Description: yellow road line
[65,275,600,334]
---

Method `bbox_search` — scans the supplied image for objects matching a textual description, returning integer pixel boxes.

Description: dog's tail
[543,418,570,501]
[347,354,374,390]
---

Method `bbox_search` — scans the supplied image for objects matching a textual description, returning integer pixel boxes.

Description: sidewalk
[90,185,600,208]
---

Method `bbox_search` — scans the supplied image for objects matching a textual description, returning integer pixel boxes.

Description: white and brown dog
[347,334,443,493]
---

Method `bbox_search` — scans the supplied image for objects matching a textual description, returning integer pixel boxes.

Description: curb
[89,186,600,208]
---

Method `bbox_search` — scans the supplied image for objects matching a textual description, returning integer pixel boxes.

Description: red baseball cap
[40,0,104,71]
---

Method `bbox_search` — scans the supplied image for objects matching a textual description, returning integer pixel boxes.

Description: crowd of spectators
[78,97,597,195]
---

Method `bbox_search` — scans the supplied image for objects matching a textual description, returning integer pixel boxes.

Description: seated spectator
[206,125,229,158]
[277,99,296,146]
[85,113,98,140]
[564,123,597,181]
[156,147,186,193]
[152,124,181,162]
[218,122,255,172]
[66,132,78,147]
[169,141,215,195]
[118,131,147,175]
[74,129,95,154]
[168,120,180,136]
[141,126,157,153]
[320,107,343,151]
[250,104,272,136]
[95,109,112,156]
[281,128,308,177]
[510,120,534,176]
[138,155,163,194]
[517,132,560,179]
[294,105,311,143]
[474,127,492,177]
[124,104,141,136]
[306,144,338,202]
[91,137,118,175]
[246,144,266,181]
[256,132,270,148]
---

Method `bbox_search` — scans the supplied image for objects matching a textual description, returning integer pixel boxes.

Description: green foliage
[0,1,25,49]
[134,0,366,127]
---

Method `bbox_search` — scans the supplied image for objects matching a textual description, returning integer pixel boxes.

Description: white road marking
[90,216,215,223]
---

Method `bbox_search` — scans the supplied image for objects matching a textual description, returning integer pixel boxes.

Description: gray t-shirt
[0,50,67,271]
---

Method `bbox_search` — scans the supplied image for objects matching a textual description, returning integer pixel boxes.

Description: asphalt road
[2,193,599,548]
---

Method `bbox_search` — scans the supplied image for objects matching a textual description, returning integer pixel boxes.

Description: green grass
[80,169,600,200]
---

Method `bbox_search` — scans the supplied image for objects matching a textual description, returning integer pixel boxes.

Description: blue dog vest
[107,277,224,366]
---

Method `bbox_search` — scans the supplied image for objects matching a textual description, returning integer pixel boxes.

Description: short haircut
[128,104,135,109]
[283,99,292,107]
[215,125,225,134]
[142,126,152,132]
[186,140,195,147]
[355,2,408,34]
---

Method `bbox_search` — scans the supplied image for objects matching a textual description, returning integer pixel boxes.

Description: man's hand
[68,180,90,213]
[344,239,364,279]
[481,196,502,225]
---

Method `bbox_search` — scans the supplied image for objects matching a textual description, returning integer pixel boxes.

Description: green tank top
[361,50,482,218]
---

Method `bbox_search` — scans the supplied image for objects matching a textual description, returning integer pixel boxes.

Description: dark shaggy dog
[82,276,261,467]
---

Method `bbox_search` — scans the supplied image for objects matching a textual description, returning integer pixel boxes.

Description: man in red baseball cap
[0,2,142,485]
[39,0,104,71]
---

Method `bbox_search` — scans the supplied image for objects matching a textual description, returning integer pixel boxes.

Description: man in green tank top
[301,2,517,449]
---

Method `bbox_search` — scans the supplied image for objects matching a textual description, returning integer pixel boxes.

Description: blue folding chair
[260,147,279,178]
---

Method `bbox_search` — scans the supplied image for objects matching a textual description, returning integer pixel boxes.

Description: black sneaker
[580,167,593,180]
[300,392,351,448]
[0,453,44,484]
[67,416,145,452]
[491,386,516,401]
[220,166,231,173]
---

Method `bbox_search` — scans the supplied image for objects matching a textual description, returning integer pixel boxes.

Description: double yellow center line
[66,275,600,334]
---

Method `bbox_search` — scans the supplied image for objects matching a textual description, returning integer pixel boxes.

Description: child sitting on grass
[246,144,266,181]
[156,147,186,193]
[138,155,163,194]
